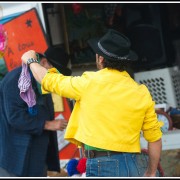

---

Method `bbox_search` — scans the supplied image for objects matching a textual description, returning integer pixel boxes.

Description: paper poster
[55,113,69,151]
[52,93,64,112]
[54,97,80,160]
[3,8,48,71]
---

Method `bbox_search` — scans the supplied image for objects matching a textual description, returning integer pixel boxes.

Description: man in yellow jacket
[21,29,162,177]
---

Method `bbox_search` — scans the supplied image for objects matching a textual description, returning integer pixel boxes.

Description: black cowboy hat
[37,47,72,76]
[88,29,138,61]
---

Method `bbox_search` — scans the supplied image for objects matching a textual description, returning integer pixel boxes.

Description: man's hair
[103,58,133,72]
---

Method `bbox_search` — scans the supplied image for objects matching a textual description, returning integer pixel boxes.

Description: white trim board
[140,129,180,150]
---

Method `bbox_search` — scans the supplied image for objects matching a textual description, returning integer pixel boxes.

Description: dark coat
[0,67,60,177]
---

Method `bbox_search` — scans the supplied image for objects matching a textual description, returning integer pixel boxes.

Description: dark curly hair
[103,58,133,72]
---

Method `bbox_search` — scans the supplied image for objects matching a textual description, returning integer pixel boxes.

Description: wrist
[44,121,51,130]
[144,170,156,177]
[44,120,57,131]
[27,58,38,66]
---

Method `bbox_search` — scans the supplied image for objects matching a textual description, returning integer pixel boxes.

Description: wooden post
[59,4,71,69]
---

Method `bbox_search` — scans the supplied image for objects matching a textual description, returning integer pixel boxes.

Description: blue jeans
[0,167,17,177]
[86,153,145,177]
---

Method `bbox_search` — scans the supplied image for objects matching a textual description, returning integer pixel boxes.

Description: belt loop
[88,150,90,158]
[107,151,110,157]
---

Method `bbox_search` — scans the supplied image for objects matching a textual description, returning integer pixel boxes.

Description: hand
[44,119,68,131]
[21,50,37,64]
[55,119,68,131]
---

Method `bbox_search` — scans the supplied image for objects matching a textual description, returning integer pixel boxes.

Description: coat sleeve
[141,88,163,142]
[41,68,91,101]
[2,76,46,135]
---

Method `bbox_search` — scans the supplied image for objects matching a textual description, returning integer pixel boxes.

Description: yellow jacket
[42,68,162,152]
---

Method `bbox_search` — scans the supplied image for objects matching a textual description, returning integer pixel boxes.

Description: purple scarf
[18,63,37,115]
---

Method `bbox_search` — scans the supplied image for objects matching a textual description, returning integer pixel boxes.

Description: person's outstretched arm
[21,50,47,84]
[144,138,162,177]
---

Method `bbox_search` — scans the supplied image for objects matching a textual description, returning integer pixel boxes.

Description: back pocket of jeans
[98,159,119,177]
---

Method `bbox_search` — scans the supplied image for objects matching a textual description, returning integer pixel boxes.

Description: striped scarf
[18,63,37,115]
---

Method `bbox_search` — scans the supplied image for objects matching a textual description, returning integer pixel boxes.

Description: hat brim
[37,52,72,76]
[49,61,72,76]
[44,55,72,76]
[88,38,138,61]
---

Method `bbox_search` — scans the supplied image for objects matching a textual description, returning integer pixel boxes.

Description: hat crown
[43,47,72,76]
[99,29,131,58]
[88,29,138,61]
[44,47,69,67]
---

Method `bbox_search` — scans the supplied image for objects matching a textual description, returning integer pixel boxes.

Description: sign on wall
[3,8,48,71]
[53,97,80,161]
